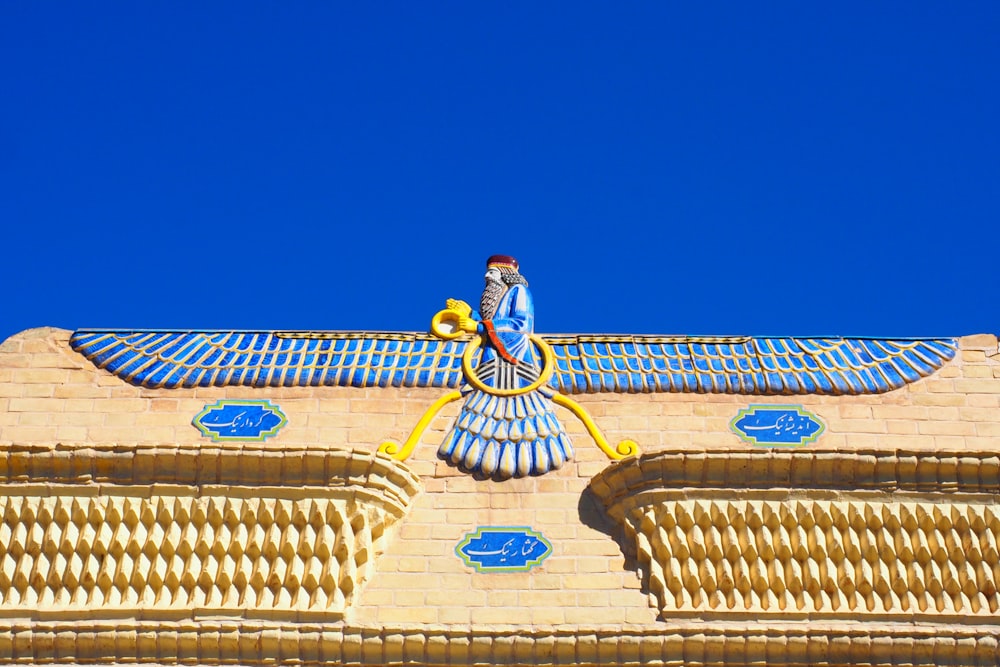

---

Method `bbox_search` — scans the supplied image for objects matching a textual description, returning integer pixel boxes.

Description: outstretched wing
[70,330,467,389]
[542,335,958,395]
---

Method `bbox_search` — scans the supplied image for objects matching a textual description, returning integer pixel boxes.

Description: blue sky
[2,4,997,344]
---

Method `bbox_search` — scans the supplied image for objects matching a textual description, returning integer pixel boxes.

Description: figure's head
[480,255,527,319]
[485,254,527,287]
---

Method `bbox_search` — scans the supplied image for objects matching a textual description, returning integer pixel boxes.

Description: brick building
[0,325,997,666]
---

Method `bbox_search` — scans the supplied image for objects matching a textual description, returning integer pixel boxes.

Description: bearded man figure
[438,255,573,480]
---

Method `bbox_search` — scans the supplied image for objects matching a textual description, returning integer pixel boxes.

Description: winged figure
[70,256,958,480]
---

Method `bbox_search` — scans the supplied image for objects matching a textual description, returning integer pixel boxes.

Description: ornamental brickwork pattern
[627,498,999,616]
[0,493,389,613]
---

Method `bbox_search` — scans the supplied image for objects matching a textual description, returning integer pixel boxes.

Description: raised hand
[446,299,472,317]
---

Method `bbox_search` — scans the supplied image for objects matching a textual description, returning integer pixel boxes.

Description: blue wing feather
[544,335,957,395]
[70,330,467,389]
[70,330,958,395]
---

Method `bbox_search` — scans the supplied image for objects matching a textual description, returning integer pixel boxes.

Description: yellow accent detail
[461,335,555,397]
[551,393,640,460]
[444,299,472,317]
[378,391,463,461]
[430,309,465,340]
[430,299,478,340]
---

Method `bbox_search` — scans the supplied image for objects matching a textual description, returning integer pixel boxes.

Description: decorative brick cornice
[588,449,1000,622]
[0,621,997,666]
[590,449,1000,518]
[0,445,421,618]
[0,444,420,512]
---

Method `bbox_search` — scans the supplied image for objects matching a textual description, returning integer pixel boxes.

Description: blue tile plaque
[193,399,287,442]
[730,405,825,447]
[456,527,552,573]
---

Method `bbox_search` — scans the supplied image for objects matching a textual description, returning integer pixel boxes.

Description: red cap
[486,255,519,270]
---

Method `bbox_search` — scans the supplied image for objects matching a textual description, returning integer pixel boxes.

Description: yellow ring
[461,334,555,396]
[430,309,465,340]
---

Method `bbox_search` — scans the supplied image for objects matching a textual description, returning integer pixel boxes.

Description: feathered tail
[438,390,574,480]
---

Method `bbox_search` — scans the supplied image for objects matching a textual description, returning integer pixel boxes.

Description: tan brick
[8,398,61,412]
[425,589,486,606]
[964,365,994,378]
[393,589,427,605]
[305,413,348,428]
[437,607,472,624]
[975,422,1000,437]
[625,607,658,624]
[917,421,976,436]
[0,384,22,398]
[53,426,88,441]
[377,607,438,624]
[137,413,186,427]
[399,541,449,557]
[926,406,961,421]
[690,432,737,447]
[828,418,886,434]
[576,461,608,477]
[519,590,578,607]
[527,574,564,590]
[99,398,149,412]
[540,523,577,540]
[531,509,566,524]
[886,420,918,435]
[934,435,968,448]
[530,607,566,624]
[961,334,997,349]
[398,523,433,540]
[920,379,956,393]
[607,588,651,607]
[571,540,625,557]
[872,405,927,420]
[358,588,394,606]
[104,414,137,427]
[470,607,518,624]
[912,393,966,407]
[9,368,68,384]
[604,401,660,416]
[564,607,611,624]
[561,574,622,590]
[359,399,406,414]
[966,394,1000,407]
[53,384,110,399]
[61,412,105,427]
[837,433,880,448]
[489,494,521,509]
[838,405,872,419]
[18,412,52,426]
[365,413,398,429]
[397,557,428,573]
[538,493,580,510]
[7,426,57,440]
[486,591,519,607]
[954,379,1000,394]
[20,384,55,398]
[0,352,28,368]
[572,557,614,573]
[317,398,349,412]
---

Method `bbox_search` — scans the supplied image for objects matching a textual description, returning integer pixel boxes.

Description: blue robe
[438,284,573,480]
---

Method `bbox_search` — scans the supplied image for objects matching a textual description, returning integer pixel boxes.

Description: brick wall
[0,327,998,629]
